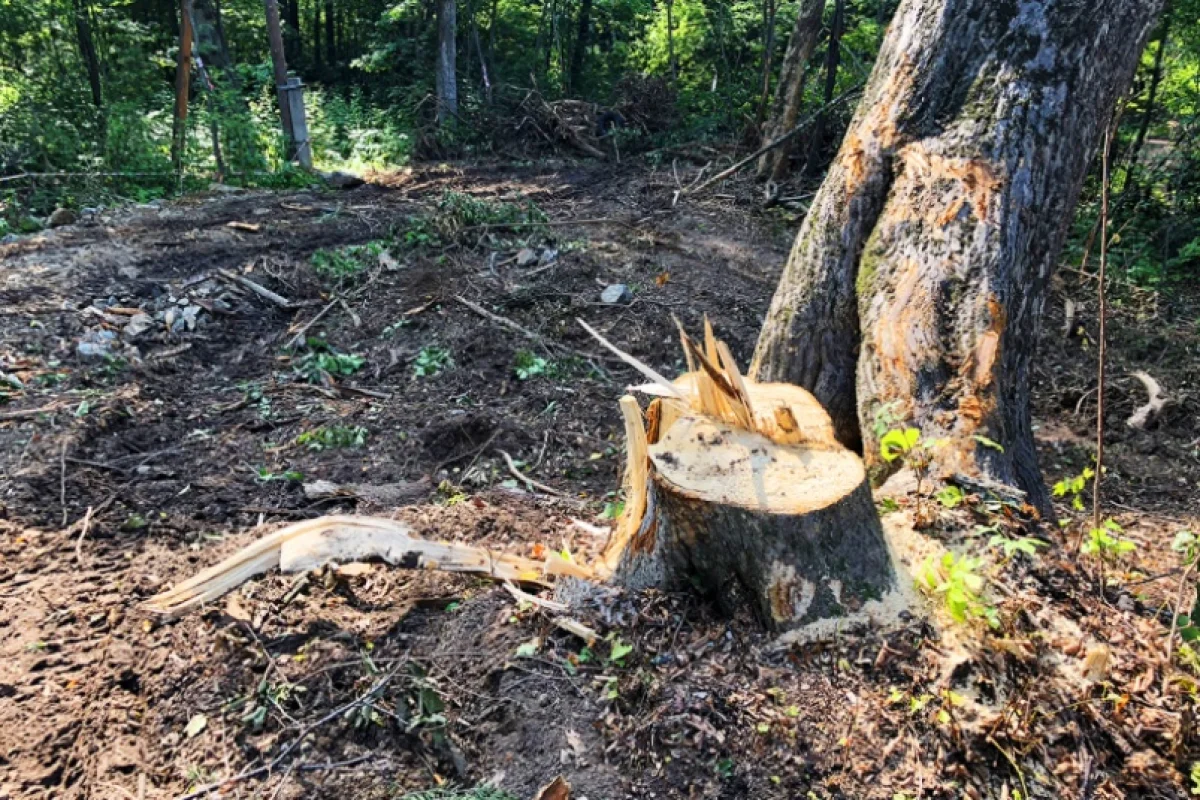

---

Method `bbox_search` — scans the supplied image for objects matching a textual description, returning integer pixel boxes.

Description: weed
[601,499,625,520]
[1172,532,1200,645]
[916,552,1000,628]
[988,534,1048,561]
[294,347,365,384]
[414,345,452,377]
[255,466,304,482]
[606,635,634,666]
[934,486,965,508]
[310,240,386,282]
[1080,519,1137,562]
[296,425,368,451]
[513,349,550,380]
[1052,467,1095,512]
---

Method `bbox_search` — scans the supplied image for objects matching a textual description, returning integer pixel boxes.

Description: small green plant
[310,240,385,282]
[601,499,625,520]
[606,635,634,666]
[296,425,368,451]
[1080,518,1137,561]
[988,534,1048,561]
[294,347,365,384]
[1052,467,1095,511]
[255,466,304,482]
[916,552,999,628]
[413,345,452,377]
[1172,532,1200,645]
[513,349,550,380]
[934,485,965,508]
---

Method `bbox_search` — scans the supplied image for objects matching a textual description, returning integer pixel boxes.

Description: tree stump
[601,364,897,632]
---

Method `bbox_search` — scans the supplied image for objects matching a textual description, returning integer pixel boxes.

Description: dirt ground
[1,160,1199,800]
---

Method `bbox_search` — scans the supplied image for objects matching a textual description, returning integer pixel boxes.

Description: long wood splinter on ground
[146,321,896,632]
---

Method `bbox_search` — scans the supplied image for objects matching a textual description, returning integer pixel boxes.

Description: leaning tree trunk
[751,0,1164,514]
[436,0,458,125]
[756,0,823,182]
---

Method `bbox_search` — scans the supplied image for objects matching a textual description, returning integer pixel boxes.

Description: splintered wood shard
[144,516,549,617]
[576,318,685,399]
[598,395,650,576]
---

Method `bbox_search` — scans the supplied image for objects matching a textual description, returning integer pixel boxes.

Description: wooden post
[284,78,312,168]
[262,0,296,160]
[171,0,195,174]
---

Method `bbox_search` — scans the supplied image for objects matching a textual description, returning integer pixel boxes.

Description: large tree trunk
[171,0,195,172]
[756,0,823,182]
[436,0,458,125]
[752,0,1164,515]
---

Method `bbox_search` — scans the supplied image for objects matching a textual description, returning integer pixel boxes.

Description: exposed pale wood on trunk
[752,0,1165,513]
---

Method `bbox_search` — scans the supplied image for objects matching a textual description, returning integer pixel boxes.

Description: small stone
[1117,594,1136,613]
[539,248,559,265]
[516,248,539,267]
[46,208,77,228]
[1,234,18,245]
[252,207,271,216]
[117,265,141,280]
[77,329,117,361]
[600,283,633,304]
[123,313,155,339]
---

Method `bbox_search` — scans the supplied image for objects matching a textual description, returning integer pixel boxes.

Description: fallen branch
[455,295,601,363]
[685,86,862,197]
[144,515,549,617]
[0,402,67,421]
[285,298,338,349]
[1126,370,1167,429]
[498,448,566,497]
[217,268,294,308]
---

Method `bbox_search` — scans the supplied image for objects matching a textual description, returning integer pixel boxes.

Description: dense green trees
[0,0,1198,304]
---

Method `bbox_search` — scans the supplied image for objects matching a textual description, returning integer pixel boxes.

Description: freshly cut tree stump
[591,321,898,633]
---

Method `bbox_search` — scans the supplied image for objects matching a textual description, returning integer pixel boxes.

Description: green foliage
[1080,519,1138,561]
[988,534,1048,560]
[296,424,369,450]
[934,486,965,509]
[513,349,550,380]
[1052,468,1095,511]
[916,552,1000,629]
[294,345,365,383]
[879,427,921,463]
[413,345,452,377]
[310,241,386,282]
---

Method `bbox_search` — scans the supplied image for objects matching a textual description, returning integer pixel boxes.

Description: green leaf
[514,639,540,658]
[972,434,1004,452]
[608,637,634,665]
[879,428,920,463]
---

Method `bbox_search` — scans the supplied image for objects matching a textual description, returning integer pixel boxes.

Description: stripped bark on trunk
[752,0,1164,514]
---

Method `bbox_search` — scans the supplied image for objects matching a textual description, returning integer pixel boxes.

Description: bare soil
[1,160,1199,800]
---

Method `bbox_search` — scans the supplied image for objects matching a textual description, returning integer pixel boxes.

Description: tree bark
[282,0,301,61]
[324,0,335,64]
[436,0,458,125]
[171,0,195,172]
[755,0,777,126]
[72,0,103,109]
[757,0,823,181]
[605,371,897,632]
[312,2,322,69]
[262,0,296,159]
[568,0,592,95]
[751,0,1165,515]
[803,0,844,177]
[1123,0,1172,199]
[192,0,233,70]
[665,0,676,81]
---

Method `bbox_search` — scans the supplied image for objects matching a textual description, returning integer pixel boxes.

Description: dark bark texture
[751,0,1164,513]
[613,475,895,632]
[72,0,103,108]
[436,0,458,125]
[757,0,824,181]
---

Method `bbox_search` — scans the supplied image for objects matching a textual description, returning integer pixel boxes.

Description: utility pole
[263,0,296,159]
[171,0,195,174]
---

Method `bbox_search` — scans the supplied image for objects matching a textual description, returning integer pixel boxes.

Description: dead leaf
[534,776,570,800]
[225,593,252,622]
